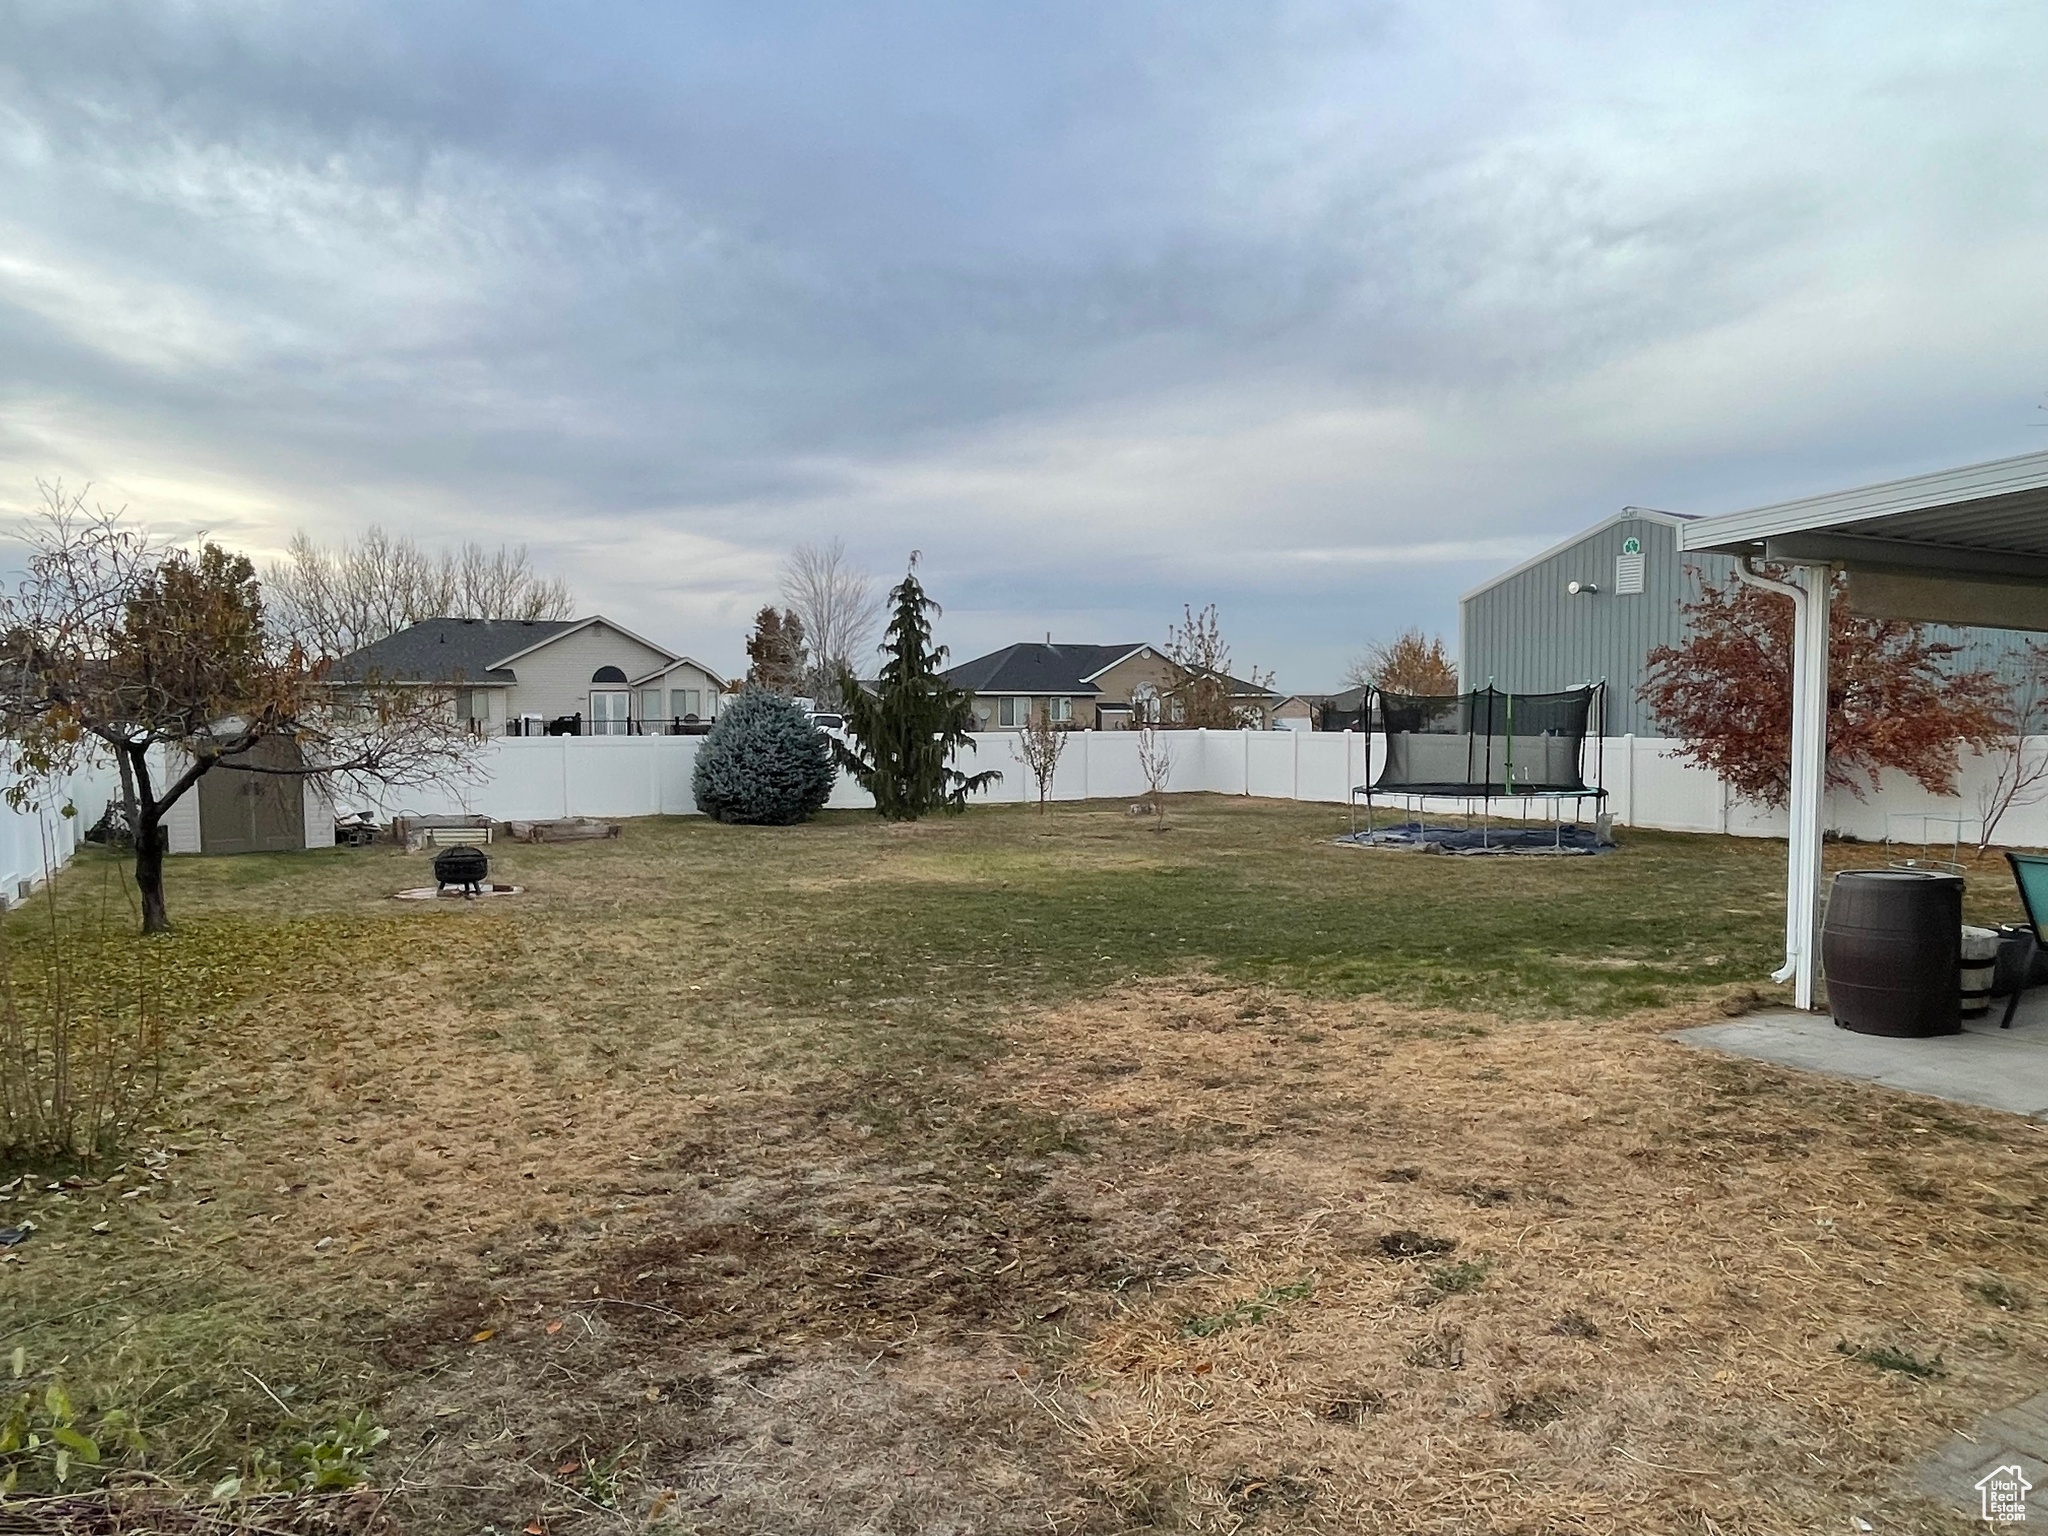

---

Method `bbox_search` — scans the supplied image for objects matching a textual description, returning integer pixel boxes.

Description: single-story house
[328,616,729,735]
[942,641,1281,729]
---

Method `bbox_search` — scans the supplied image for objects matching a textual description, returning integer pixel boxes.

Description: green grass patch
[1836,1341,1947,1379]
[1180,1278,1315,1338]
[1424,1259,1493,1299]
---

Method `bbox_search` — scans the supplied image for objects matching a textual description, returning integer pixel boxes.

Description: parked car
[809,711,846,738]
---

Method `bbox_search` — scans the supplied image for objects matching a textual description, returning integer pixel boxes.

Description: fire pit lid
[432,844,491,887]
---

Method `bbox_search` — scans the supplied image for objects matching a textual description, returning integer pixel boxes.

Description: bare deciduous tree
[1012,705,1070,815]
[780,539,883,707]
[1979,641,2048,852]
[1345,629,1458,695]
[2,485,477,933]
[266,525,575,658]
[1135,725,1175,829]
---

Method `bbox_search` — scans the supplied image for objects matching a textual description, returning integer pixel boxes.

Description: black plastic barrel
[1822,870,1962,1037]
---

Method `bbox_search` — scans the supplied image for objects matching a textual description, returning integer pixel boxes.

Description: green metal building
[1458,508,2035,737]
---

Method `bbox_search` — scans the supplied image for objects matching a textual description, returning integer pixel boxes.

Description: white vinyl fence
[0,753,121,902]
[350,730,2048,851]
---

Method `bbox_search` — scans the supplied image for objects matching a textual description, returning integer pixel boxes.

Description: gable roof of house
[485,614,680,671]
[326,615,683,685]
[942,641,1282,700]
[326,618,581,684]
[1194,665,1284,700]
[942,642,1151,695]
[630,655,730,690]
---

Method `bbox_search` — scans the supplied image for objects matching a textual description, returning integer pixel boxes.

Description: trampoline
[1346,683,1608,850]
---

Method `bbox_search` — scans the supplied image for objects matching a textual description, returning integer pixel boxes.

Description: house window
[641,688,664,723]
[1052,697,1072,723]
[1131,685,1158,725]
[671,688,702,720]
[588,690,631,734]
[999,696,1036,728]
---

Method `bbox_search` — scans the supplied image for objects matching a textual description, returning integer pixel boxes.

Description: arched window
[589,666,631,733]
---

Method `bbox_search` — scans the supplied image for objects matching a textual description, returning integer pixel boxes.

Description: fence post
[1081,729,1090,804]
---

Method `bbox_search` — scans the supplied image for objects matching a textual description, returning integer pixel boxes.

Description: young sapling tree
[1013,705,1070,815]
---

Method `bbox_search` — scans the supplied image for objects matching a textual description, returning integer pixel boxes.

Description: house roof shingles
[941,643,1148,695]
[943,642,1279,699]
[326,618,583,684]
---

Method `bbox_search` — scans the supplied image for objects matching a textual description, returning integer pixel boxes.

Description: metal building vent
[1615,537,1646,595]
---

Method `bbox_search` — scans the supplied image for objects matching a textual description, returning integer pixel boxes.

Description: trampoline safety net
[1372,685,1600,797]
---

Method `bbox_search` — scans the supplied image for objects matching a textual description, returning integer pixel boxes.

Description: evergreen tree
[691,686,836,825]
[834,559,998,818]
[743,605,809,694]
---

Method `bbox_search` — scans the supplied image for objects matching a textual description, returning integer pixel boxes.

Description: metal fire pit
[432,844,491,896]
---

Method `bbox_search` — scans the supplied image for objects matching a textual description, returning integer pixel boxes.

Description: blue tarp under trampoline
[1336,821,1612,855]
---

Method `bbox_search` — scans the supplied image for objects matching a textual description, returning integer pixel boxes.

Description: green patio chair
[1999,852,2048,1029]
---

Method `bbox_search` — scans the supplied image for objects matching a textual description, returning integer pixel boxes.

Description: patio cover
[1681,447,2048,1009]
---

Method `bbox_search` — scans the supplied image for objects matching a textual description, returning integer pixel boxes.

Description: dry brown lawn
[5,801,2045,1534]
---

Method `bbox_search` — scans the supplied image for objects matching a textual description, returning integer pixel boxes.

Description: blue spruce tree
[691,687,837,825]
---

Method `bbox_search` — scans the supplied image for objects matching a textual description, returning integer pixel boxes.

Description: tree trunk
[133,813,169,934]
[114,748,139,836]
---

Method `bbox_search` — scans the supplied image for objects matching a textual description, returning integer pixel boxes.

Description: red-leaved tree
[1640,567,2008,808]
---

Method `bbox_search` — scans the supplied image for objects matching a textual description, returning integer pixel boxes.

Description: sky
[1,1,2044,691]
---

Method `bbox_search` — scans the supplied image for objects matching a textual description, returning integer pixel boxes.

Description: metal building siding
[1461,518,2040,736]
[1459,517,1723,736]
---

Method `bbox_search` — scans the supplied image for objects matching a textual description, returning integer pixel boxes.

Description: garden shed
[159,736,331,856]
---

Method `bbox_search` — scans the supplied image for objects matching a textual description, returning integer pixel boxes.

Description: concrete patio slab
[1674,992,2048,1118]
[1917,1386,2048,1521]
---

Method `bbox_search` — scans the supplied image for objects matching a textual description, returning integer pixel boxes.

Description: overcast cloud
[1,1,2044,686]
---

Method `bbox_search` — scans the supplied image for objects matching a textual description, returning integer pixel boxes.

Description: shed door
[198,737,306,854]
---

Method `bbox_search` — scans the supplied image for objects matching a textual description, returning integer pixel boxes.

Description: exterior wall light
[1568,580,1599,596]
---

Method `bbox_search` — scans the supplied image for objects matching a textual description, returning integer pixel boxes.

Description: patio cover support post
[1734,557,1831,1009]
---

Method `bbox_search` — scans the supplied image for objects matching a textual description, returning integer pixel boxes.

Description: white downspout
[1732,555,1831,1007]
